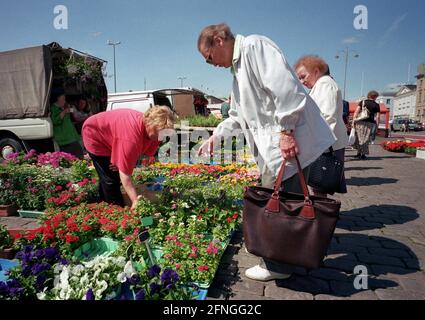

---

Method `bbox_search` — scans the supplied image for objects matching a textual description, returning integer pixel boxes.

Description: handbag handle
[266,156,315,219]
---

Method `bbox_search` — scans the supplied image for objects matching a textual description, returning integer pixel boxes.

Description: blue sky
[0,0,424,101]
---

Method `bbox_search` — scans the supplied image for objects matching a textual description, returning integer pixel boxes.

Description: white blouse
[214,34,336,181]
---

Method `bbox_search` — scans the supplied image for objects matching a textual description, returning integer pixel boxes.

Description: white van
[107,88,206,117]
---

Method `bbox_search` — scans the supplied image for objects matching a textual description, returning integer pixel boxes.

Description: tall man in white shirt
[197,24,336,281]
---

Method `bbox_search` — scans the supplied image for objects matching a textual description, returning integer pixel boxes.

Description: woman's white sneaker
[245,265,292,281]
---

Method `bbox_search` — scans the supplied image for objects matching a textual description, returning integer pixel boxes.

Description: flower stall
[0,150,259,300]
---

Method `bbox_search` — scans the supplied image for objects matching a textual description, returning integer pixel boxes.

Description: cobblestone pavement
[2,139,425,300]
[208,139,425,300]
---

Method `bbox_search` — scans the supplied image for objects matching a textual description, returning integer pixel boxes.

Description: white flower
[190,215,197,221]
[80,274,89,286]
[37,289,47,300]
[95,280,108,299]
[117,272,127,283]
[123,261,137,278]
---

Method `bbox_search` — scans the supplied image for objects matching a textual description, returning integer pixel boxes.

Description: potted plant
[0,178,19,216]
[0,225,15,259]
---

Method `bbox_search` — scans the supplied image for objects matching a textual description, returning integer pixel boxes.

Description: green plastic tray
[74,237,118,261]
[17,210,44,219]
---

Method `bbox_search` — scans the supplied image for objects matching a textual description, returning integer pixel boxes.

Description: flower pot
[0,248,16,259]
[0,204,19,217]
[17,210,44,219]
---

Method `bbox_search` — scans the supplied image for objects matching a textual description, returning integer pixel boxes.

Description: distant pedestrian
[352,90,380,160]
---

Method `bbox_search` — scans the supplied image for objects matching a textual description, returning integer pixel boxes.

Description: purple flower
[9,287,24,298]
[160,268,179,286]
[129,274,141,285]
[31,262,50,276]
[43,247,59,261]
[35,275,46,291]
[149,283,161,295]
[35,250,45,260]
[86,288,95,300]
[0,282,9,296]
[147,265,161,279]
[135,289,145,300]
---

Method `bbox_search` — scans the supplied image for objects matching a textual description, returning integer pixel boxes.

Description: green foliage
[177,115,222,128]
[0,224,13,250]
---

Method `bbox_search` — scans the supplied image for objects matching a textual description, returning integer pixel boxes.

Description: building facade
[416,62,425,123]
[393,85,417,119]
[377,92,397,119]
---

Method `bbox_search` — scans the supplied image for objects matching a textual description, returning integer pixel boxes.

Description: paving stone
[370,265,420,278]
[323,258,364,274]
[275,275,330,295]
[398,278,425,292]
[368,247,412,259]
[309,268,352,282]
[228,291,275,300]
[375,288,425,300]
[363,217,396,225]
[232,279,265,296]
[314,294,346,300]
[338,237,382,248]
[325,253,358,262]
[264,286,314,300]
[233,254,261,268]
[380,240,412,250]
[328,244,369,255]
[346,290,379,300]
[357,253,405,267]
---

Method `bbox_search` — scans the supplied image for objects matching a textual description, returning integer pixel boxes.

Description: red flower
[198,265,209,272]
[55,186,63,191]
[81,224,91,231]
[227,217,233,223]
[175,263,182,270]
[189,253,198,258]
[65,234,79,243]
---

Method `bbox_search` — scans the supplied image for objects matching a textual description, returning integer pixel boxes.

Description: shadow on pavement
[337,205,419,231]
[345,177,398,186]
[344,167,383,171]
[275,234,419,297]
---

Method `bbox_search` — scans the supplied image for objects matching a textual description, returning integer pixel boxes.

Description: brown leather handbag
[243,157,341,270]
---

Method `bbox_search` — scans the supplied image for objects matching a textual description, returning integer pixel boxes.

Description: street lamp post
[107,40,121,93]
[335,48,359,100]
[177,76,187,88]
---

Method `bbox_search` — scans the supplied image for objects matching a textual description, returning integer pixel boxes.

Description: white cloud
[92,32,102,37]
[377,13,408,48]
[343,37,360,44]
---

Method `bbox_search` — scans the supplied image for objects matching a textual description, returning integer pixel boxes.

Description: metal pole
[113,44,117,93]
[343,48,348,100]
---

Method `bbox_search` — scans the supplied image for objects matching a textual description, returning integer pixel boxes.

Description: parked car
[391,119,418,132]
